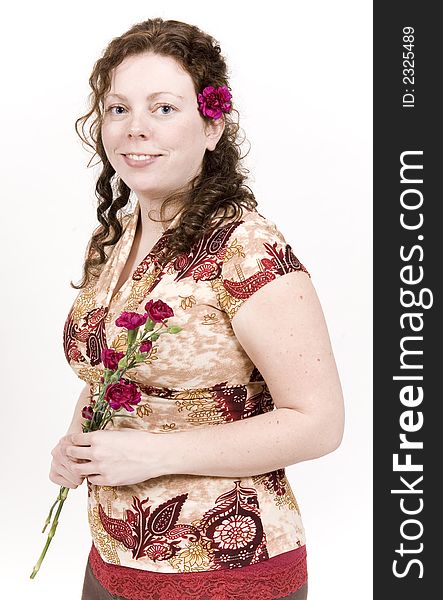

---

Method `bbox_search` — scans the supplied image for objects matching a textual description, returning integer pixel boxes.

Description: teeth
[126,154,157,161]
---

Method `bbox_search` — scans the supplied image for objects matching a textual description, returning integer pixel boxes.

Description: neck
[136,198,183,240]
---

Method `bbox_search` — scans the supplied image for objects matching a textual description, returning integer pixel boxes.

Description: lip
[122,154,162,168]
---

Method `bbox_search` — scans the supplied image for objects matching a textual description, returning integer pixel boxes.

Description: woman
[50,17,344,600]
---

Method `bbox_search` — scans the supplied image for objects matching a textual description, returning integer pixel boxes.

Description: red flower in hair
[197,85,232,119]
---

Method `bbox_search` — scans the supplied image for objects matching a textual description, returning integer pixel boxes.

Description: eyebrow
[104,91,184,101]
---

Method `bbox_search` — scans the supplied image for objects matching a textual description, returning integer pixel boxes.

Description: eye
[104,104,176,116]
[156,104,176,115]
[105,105,126,115]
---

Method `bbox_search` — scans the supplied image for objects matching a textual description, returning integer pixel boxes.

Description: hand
[62,429,165,486]
[49,435,88,489]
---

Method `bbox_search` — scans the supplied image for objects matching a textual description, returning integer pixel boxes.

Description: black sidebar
[374,2,441,598]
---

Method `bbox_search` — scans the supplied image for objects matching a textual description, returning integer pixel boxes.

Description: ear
[204,117,225,152]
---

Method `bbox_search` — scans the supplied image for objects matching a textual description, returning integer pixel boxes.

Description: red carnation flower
[104,380,141,412]
[197,85,232,119]
[101,347,125,370]
[139,340,153,353]
[144,299,174,323]
[81,405,94,420]
[115,311,148,330]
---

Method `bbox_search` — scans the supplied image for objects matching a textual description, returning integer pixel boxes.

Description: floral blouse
[63,200,311,600]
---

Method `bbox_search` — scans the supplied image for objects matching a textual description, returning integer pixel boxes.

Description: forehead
[106,53,193,98]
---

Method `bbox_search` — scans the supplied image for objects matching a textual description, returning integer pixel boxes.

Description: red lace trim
[88,541,307,600]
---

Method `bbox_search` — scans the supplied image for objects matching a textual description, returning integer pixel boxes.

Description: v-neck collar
[106,200,185,307]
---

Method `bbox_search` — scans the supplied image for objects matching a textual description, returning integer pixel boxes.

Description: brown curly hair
[71,17,258,290]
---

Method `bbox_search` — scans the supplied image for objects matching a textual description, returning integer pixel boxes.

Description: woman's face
[101,52,224,203]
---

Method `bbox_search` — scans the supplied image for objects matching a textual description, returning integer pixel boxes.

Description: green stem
[29,486,69,579]
[30,324,168,580]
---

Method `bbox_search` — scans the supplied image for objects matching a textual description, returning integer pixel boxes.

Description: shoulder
[216,205,290,242]
[214,206,310,322]
[220,206,309,275]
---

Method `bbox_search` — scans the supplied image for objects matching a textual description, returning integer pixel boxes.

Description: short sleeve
[218,210,310,322]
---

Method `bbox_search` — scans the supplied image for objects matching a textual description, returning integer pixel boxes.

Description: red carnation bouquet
[30,299,182,579]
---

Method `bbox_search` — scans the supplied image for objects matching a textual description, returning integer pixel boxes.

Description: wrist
[153,430,178,478]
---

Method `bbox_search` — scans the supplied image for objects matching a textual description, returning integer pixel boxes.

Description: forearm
[160,407,340,478]
[65,383,91,435]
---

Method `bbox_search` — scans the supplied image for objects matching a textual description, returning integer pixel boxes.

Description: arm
[65,383,91,435]
[159,271,345,479]
[48,383,91,489]
[160,407,341,479]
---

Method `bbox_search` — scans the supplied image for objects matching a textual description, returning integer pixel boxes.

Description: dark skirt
[81,557,308,600]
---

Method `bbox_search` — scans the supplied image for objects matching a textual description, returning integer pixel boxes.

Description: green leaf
[168,325,182,334]
[144,319,155,331]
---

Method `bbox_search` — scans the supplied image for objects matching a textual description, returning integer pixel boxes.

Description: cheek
[101,123,122,164]
[172,121,207,157]
[101,121,118,146]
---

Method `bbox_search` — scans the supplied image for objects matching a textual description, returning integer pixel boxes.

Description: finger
[51,442,66,457]
[50,472,78,489]
[68,459,98,478]
[56,463,84,487]
[58,448,81,469]
[86,474,104,485]
[53,456,82,479]
[69,432,94,446]
[65,445,92,462]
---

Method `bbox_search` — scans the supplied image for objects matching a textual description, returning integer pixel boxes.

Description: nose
[127,113,152,138]
[127,125,149,139]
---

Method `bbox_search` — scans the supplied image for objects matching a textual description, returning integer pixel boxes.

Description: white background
[0,1,372,598]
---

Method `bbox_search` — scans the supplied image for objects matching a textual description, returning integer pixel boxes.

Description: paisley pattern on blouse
[64,200,310,585]
[94,479,269,569]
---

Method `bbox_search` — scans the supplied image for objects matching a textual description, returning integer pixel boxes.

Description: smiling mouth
[121,154,163,169]
[123,154,162,163]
